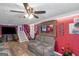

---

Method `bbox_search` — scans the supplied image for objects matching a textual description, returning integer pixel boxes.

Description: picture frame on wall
[69,23,79,34]
[69,18,79,34]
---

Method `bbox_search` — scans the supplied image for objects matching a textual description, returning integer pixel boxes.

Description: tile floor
[0,42,12,56]
[0,41,35,56]
[7,41,35,56]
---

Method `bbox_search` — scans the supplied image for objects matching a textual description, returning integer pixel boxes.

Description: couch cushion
[29,40,41,48]
[28,36,55,56]
[35,44,45,55]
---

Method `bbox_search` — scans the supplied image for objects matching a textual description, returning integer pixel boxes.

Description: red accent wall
[34,24,40,37]
[55,15,79,56]
[23,24,30,39]
[0,26,2,37]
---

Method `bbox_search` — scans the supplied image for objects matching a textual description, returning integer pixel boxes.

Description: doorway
[2,26,18,42]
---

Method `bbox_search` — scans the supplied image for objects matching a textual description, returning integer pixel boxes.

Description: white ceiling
[0,3,79,25]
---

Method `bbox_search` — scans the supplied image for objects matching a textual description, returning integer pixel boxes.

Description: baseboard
[54,51,62,56]
[54,51,75,56]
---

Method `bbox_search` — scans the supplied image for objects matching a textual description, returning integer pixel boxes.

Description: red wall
[55,15,79,56]
[34,24,40,37]
[0,25,2,37]
[23,24,30,39]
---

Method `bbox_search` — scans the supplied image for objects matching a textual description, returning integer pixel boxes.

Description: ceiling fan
[10,3,46,19]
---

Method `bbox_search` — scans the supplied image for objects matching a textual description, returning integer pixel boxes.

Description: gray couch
[28,36,58,56]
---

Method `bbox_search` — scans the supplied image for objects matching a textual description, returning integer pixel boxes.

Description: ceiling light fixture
[29,14,34,19]
[24,14,34,19]
[24,14,28,18]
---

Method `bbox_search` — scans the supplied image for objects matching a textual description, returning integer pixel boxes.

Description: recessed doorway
[2,26,18,42]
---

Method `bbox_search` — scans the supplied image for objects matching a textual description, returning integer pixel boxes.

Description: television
[41,24,47,32]
[2,27,17,34]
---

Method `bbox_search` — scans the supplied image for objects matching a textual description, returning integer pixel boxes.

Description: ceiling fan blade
[23,3,29,12]
[33,14,39,19]
[34,11,46,14]
[10,10,24,13]
[23,3,29,9]
[23,3,33,15]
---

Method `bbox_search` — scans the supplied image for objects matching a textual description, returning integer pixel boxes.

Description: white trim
[54,51,62,56]
[54,51,75,56]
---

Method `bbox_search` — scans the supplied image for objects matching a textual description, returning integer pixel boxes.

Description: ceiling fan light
[24,14,28,18]
[29,14,34,19]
